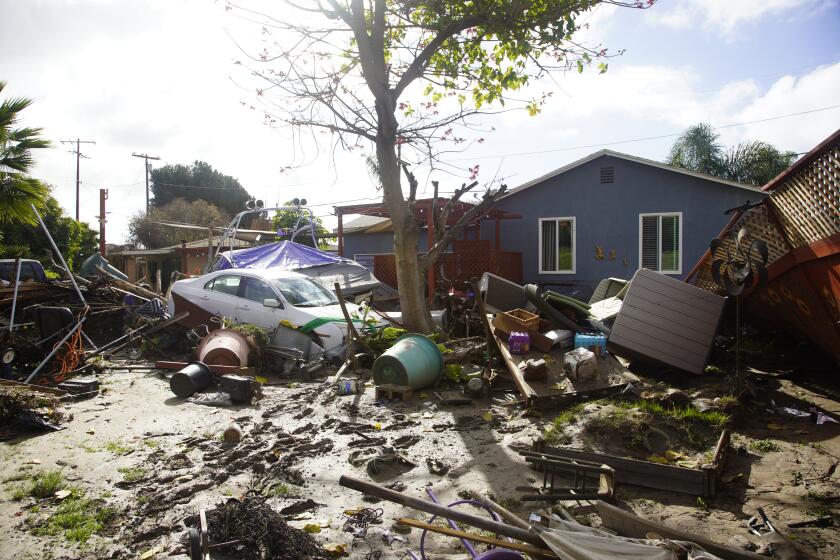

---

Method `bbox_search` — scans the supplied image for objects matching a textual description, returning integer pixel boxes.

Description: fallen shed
[687,127,840,364]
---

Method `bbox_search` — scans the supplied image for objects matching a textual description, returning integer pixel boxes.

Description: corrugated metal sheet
[607,268,725,374]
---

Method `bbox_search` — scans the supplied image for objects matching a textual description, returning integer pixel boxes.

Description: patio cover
[213,241,380,296]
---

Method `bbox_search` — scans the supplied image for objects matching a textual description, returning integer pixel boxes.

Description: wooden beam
[337,209,344,257]
[488,318,538,403]
[396,518,557,559]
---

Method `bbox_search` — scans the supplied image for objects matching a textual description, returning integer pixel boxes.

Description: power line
[450,103,840,161]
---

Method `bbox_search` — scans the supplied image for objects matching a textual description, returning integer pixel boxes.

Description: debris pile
[199,494,328,560]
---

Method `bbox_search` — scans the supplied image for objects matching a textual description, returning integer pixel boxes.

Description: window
[639,213,682,274]
[270,277,338,308]
[600,166,614,184]
[539,217,575,274]
[205,275,242,296]
[242,277,277,303]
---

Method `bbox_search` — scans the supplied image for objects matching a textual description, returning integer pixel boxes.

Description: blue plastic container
[372,334,443,389]
[575,333,606,357]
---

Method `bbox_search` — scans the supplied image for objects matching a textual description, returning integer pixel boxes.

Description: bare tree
[227,0,655,331]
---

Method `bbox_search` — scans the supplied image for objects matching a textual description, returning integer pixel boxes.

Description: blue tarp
[213,241,351,271]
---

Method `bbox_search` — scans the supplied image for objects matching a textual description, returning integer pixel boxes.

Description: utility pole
[97,189,108,257]
[132,152,161,215]
[61,138,96,221]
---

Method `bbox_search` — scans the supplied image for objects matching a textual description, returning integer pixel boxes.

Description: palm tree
[667,124,798,186]
[0,81,51,225]
[668,123,724,177]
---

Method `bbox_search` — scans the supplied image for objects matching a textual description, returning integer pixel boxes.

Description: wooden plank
[397,518,558,558]
[0,378,68,396]
[489,319,538,402]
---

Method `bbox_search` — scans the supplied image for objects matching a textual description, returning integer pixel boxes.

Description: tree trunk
[375,113,435,333]
[392,218,435,332]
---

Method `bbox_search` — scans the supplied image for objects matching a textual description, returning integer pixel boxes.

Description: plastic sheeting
[214,241,349,271]
[213,241,380,297]
[535,516,725,560]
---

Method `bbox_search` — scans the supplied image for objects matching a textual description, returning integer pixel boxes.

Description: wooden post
[180,241,188,274]
[98,189,108,256]
[206,227,213,272]
[492,217,501,274]
[336,208,344,257]
[427,208,435,303]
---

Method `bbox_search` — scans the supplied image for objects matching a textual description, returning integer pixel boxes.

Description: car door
[201,274,244,321]
[236,276,286,329]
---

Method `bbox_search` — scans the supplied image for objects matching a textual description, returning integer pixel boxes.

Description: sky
[1,0,839,244]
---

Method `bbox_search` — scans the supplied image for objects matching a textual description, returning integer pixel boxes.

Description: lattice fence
[767,142,840,248]
[690,134,840,293]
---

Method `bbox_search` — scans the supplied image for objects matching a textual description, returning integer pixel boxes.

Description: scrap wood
[396,517,558,558]
[0,379,68,397]
[442,336,486,364]
[154,361,255,376]
[487,318,538,404]
[95,265,162,301]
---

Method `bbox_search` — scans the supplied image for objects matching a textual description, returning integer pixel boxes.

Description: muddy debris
[196,494,328,560]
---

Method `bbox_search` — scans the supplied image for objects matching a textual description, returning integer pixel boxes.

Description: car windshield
[271,277,338,307]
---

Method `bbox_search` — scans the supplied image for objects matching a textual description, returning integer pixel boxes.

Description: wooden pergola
[335,198,522,300]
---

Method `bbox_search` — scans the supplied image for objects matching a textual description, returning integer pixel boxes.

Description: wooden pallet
[375,383,414,402]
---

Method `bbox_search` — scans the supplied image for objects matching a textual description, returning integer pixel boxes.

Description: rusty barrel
[196,328,250,367]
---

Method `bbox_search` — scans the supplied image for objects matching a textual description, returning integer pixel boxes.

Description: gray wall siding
[344,232,395,259]
[483,154,764,289]
[343,230,433,260]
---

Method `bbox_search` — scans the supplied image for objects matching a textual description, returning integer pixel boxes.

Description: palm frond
[0,175,50,225]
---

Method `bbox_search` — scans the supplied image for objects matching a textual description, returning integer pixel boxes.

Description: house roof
[111,236,252,257]
[336,197,521,227]
[338,215,391,234]
[499,149,763,200]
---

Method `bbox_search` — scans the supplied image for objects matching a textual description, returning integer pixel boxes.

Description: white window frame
[638,212,683,275]
[538,216,576,274]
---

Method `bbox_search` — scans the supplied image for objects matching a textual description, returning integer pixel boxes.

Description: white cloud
[652,0,833,38]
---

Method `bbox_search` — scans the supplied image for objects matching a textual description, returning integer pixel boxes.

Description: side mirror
[263,298,283,309]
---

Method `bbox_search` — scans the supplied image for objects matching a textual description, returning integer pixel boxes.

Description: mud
[0,364,838,559]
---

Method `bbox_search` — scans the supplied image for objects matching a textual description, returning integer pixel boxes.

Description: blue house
[480,149,765,294]
[337,149,765,296]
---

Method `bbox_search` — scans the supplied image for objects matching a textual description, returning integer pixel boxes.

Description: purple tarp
[213,241,351,271]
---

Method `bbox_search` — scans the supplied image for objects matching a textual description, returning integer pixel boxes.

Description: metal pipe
[81,330,98,350]
[338,475,543,547]
[425,488,479,558]
[9,257,22,331]
[31,203,85,304]
[25,318,86,383]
